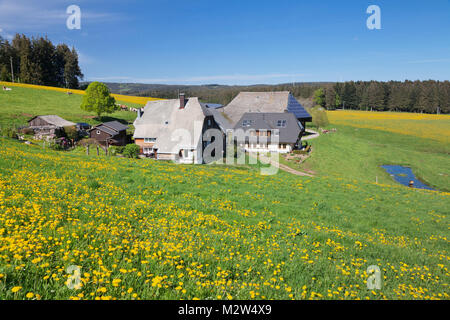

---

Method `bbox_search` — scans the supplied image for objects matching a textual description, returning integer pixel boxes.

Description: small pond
[381,165,435,190]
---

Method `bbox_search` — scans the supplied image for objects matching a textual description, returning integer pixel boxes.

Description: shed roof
[29,115,76,127]
[102,121,129,132]
[89,121,128,136]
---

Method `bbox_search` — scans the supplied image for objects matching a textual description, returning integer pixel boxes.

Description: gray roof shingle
[222,91,311,126]
[133,97,207,153]
[90,121,128,136]
[29,115,76,127]
[102,121,129,132]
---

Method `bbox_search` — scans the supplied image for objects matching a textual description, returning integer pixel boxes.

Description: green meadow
[282,124,450,192]
[0,87,448,300]
[0,86,141,128]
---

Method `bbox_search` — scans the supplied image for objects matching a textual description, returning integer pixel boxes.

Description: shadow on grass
[97,116,131,125]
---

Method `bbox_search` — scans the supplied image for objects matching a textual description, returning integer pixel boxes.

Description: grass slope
[282,112,450,192]
[0,86,142,128]
[0,89,448,300]
[0,137,448,300]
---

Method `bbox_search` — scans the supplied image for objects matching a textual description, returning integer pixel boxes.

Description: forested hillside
[0,34,83,89]
[326,80,450,114]
[103,80,450,114]
[101,82,327,106]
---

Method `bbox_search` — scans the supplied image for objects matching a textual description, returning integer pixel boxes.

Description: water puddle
[381,165,435,190]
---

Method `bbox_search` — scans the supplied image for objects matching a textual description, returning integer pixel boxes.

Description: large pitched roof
[133,97,206,153]
[222,91,311,125]
[234,113,302,144]
[29,115,75,127]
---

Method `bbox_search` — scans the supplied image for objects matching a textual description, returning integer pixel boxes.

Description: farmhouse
[89,121,129,146]
[28,115,76,139]
[234,112,302,153]
[221,91,312,153]
[133,94,225,164]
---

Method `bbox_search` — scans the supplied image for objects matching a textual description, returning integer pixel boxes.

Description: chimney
[179,93,186,109]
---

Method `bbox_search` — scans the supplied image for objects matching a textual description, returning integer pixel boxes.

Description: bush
[19,127,35,135]
[309,105,329,129]
[122,144,140,158]
[293,150,309,155]
[77,138,98,147]
[1,127,18,139]
[64,126,79,141]
[49,141,65,151]
[109,146,125,156]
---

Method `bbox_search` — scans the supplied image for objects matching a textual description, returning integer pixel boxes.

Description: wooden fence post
[86,145,89,155]
[96,145,99,156]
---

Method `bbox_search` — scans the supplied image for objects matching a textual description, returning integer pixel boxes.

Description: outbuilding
[89,121,129,146]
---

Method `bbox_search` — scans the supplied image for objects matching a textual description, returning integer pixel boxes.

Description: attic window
[242,120,253,127]
[277,120,287,128]
[165,121,169,125]
[96,130,101,135]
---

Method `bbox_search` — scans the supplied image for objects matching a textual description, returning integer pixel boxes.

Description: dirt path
[302,129,320,141]
[258,154,314,177]
[277,162,314,177]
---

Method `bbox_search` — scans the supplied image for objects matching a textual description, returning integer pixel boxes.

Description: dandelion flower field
[328,110,450,144]
[0,138,448,300]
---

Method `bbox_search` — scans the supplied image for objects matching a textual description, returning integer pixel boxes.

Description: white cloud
[89,73,307,85]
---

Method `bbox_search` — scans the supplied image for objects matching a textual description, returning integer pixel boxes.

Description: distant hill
[82,80,450,114]
[81,82,330,106]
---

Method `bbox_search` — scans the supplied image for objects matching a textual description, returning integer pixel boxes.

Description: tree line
[314,80,450,114]
[112,83,327,106]
[117,80,449,114]
[0,34,83,89]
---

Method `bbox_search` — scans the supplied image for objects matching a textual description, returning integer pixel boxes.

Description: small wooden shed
[89,121,129,146]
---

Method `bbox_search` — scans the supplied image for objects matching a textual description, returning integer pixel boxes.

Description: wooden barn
[89,121,129,146]
[28,115,76,129]
[27,115,76,140]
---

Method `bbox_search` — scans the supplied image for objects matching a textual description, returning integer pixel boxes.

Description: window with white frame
[143,147,154,154]
[144,138,156,143]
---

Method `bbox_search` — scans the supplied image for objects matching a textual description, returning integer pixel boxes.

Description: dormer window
[242,120,253,127]
[277,120,287,128]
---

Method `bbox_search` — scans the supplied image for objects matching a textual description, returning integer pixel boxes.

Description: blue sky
[1,0,449,85]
